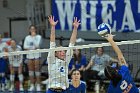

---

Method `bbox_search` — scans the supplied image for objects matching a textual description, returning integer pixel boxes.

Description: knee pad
[35,71,40,76]
[29,71,34,77]
[18,74,23,82]
[10,74,15,81]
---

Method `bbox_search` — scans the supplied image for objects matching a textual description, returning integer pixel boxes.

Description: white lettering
[138,0,140,13]
[120,80,128,90]
[80,1,98,31]
[55,0,76,30]
[101,1,116,32]
[121,0,136,31]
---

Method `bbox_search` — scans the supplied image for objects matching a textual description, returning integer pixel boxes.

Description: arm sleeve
[105,54,112,62]
[8,47,13,63]
[23,36,30,49]
[81,82,86,93]
[66,43,74,65]
[17,46,23,63]
[90,55,95,63]
[81,55,87,66]
[47,42,56,64]
[119,65,130,77]
[69,58,74,70]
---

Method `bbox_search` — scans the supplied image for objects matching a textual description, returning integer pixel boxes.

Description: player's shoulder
[102,54,110,57]
[80,80,86,86]
[7,46,12,50]
[120,65,129,71]
[91,54,96,58]
[17,45,22,50]
[36,35,42,38]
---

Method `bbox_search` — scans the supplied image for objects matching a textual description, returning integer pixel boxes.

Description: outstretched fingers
[48,15,58,26]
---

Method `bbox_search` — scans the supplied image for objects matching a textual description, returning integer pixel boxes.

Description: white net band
[0,40,140,57]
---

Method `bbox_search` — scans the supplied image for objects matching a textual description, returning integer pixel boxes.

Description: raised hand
[105,34,114,41]
[73,17,81,29]
[48,15,58,26]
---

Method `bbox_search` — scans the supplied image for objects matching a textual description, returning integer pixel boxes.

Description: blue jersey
[107,65,139,93]
[67,80,86,93]
[69,55,87,70]
[0,58,7,73]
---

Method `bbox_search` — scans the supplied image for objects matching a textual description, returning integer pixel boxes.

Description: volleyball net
[1,39,140,80]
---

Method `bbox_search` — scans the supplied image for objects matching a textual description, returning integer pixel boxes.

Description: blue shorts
[46,89,68,93]
[0,58,7,73]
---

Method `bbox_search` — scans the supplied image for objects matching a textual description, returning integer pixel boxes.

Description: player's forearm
[85,63,91,70]
[70,27,77,44]
[50,26,55,42]
[107,39,126,65]
[79,66,84,71]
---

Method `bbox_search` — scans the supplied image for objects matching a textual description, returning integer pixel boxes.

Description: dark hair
[95,47,104,53]
[104,65,122,87]
[73,49,82,64]
[11,39,17,43]
[29,25,37,35]
[70,69,81,76]
[29,25,37,29]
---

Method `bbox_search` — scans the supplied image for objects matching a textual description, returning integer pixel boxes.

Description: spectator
[84,47,118,92]
[24,25,42,91]
[69,49,87,81]
[0,34,9,91]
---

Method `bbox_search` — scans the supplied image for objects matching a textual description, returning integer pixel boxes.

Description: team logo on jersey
[58,66,65,72]
[120,80,133,93]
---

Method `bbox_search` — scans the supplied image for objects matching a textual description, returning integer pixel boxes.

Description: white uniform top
[47,42,74,90]
[91,54,112,71]
[8,45,23,67]
[0,42,8,58]
[24,35,42,59]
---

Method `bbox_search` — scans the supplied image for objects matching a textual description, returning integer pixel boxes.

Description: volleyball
[97,23,111,37]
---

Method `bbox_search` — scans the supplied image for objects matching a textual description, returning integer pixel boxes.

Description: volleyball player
[104,34,140,93]
[0,34,9,91]
[24,25,42,91]
[68,69,86,93]
[47,15,80,93]
[8,39,24,91]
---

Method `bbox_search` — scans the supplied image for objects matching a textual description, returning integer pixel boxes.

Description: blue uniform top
[107,65,139,93]
[67,80,86,93]
[69,55,87,70]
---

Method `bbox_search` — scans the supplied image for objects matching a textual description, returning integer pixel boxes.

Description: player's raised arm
[48,15,58,42]
[47,16,58,63]
[70,17,80,44]
[66,17,80,63]
[105,34,127,66]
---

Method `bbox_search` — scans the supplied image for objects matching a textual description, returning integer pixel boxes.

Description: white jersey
[24,35,42,59]
[8,45,23,67]
[91,54,112,71]
[0,42,8,58]
[47,42,74,90]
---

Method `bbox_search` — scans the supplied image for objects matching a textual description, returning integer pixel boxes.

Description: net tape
[0,40,140,57]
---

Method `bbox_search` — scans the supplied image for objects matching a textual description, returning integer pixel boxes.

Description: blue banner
[52,0,140,32]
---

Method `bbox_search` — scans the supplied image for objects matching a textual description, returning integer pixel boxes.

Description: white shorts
[9,61,22,67]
